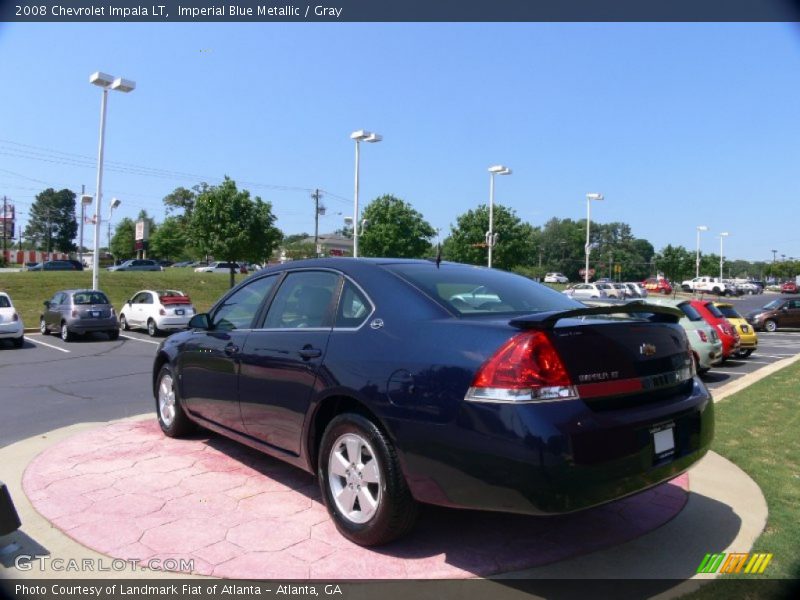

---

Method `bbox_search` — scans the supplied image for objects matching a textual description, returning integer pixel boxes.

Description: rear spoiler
[509,301,682,330]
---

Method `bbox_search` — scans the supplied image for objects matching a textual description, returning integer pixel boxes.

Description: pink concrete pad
[23,419,690,579]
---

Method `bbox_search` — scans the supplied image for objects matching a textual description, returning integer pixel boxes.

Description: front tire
[318,413,418,546]
[764,319,777,333]
[155,364,194,437]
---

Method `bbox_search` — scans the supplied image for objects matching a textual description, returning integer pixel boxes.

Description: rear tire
[108,329,119,341]
[40,318,49,335]
[738,349,754,358]
[319,413,418,546]
[60,322,73,342]
[12,335,24,348]
[120,315,130,331]
[147,319,160,337]
[155,364,195,437]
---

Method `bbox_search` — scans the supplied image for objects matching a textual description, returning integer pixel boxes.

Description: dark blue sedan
[152,259,713,546]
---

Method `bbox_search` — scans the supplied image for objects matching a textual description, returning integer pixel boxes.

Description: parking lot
[1,292,798,448]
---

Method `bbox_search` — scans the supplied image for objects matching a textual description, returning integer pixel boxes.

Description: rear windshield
[383,264,581,315]
[678,302,704,322]
[73,292,109,305]
[716,305,741,319]
[704,303,725,318]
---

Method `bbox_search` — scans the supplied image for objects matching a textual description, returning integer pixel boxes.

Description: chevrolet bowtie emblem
[640,343,657,357]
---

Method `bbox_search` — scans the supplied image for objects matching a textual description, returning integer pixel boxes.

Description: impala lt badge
[640,343,657,357]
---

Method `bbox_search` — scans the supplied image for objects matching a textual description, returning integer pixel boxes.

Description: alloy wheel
[158,372,176,427]
[327,432,382,524]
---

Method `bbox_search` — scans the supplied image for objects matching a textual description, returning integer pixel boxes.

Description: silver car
[562,283,609,299]
[40,289,119,342]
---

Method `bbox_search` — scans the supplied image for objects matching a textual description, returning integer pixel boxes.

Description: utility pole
[312,189,323,257]
[2,196,7,265]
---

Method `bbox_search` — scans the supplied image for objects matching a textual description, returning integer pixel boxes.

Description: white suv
[544,272,569,283]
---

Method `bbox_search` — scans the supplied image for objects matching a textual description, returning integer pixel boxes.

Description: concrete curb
[711,352,800,403]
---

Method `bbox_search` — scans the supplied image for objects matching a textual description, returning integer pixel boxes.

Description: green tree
[23,188,78,254]
[191,177,282,287]
[149,216,188,261]
[443,204,536,270]
[359,195,436,258]
[110,218,136,261]
[655,245,694,284]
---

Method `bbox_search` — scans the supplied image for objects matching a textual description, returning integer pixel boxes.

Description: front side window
[212,275,279,331]
[263,271,340,329]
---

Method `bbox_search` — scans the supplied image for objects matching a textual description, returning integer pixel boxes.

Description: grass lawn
[686,360,800,597]
[0,270,240,328]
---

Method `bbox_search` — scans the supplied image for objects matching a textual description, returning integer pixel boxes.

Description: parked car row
[681,276,765,296]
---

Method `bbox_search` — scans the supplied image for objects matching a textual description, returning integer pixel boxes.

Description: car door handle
[298,346,322,360]
[224,343,240,356]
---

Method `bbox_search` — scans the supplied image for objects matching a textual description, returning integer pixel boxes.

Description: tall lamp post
[695,225,709,279]
[350,129,382,258]
[89,71,135,290]
[584,193,604,284]
[107,197,121,251]
[718,232,729,281]
[79,194,93,266]
[487,165,512,268]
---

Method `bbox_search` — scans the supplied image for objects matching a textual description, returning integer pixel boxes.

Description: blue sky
[1,22,799,261]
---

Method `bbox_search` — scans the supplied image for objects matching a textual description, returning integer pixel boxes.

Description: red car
[643,278,673,295]
[780,281,798,294]
[689,299,740,360]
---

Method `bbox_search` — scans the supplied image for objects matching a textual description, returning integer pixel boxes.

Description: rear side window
[384,264,580,315]
[705,303,725,319]
[336,280,373,328]
[0,296,10,308]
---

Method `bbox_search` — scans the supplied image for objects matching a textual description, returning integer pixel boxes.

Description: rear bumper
[396,378,713,515]
[156,316,191,330]
[68,318,118,333]
[0,323,24,338]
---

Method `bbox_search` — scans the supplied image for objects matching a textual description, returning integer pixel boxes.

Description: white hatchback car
[544,272,569,283]
[0,292,24,348]
[562,283,609,300]
[118,290,196,336]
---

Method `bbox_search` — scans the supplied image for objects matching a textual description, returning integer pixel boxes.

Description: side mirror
[188,313,212,330]
[43,300,50,308]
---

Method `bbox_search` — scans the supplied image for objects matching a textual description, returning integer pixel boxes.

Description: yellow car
[715,302,758,357]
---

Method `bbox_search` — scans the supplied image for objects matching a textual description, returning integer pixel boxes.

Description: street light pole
[695,225,708,279]
[584,193,604,284]
[487,165,511,268]
[107,197,121,251]
[79,193,93,266]
[89,71,135,290]
[350,130,381,258]
[718,232,729,281]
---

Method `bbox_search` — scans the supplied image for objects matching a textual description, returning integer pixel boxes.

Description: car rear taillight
[159,306,166,316]
[717,323,731,336]
[110,308,116,317]
[71,309,78,317]
[12,312,19,322]
[465,331,578,403]
[696,330,708,342]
